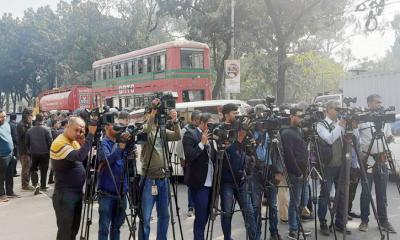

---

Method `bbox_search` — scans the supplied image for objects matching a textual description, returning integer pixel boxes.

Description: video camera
[113,123,148,145]
[358,106,396,131]
[147,92,177,116]
[300,104,325,129]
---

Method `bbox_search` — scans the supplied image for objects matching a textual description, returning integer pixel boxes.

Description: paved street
[1,166,400,240]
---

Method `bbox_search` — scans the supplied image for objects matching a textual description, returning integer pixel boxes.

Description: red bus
[91,40,212,109]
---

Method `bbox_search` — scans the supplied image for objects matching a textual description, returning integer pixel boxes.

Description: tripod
[80,139,100,240]
[137,114,184,240]
[302,126,337,240]
[271,131,308,240]
[329,119,386,240]
[206,139,258,240]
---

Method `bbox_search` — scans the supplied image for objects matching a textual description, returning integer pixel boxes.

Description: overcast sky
[1,0,400,64]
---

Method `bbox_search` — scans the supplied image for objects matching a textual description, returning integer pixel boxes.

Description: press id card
[152,185,158,196]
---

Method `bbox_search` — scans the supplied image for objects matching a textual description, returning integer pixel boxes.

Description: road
[1,167,400,240]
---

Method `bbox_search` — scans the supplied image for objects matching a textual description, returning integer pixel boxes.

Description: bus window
[128,62,132,75]
[138,59,143,74]
[102,67,107,80]
[132,60,137,75]
[108,65,112,79]
[96,68,101,81]
[155,54,166,72]
[181,50,204,69]
[123,62,129,76]
[182,90,205,102]
[147,56,153,73]
[114,64,121,78]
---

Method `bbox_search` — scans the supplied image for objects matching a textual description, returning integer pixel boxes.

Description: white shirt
[359,121,392,165]
[316,117,344,144]
[197,127,214,187]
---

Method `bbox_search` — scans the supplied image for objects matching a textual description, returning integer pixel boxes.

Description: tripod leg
[354,135,385,239]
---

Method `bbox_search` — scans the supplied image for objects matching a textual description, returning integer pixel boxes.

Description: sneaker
[381,221,396,234]
[0,195,9,202]
[280,218,288,223]
[287,231,304,240]
[302,228,312,236]
[22,185,35,191]
[270,233,282,240]
[40,186,48,192]
[48,179,55,184]
[34,186,41,195]
[187,207,194,217]
[335,225,351,235]
[359,222,368,232]
[7,193,21,198]
[320,222,330,236]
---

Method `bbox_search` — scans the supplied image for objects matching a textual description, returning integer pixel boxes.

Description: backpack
[317,120,333,166]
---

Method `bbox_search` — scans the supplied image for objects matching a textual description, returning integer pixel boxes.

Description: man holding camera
[280,108,311,240]
[316,101,350,235]
[51,116,97,240]
[182,112,216,240]
[97,114,130,240]
[249,104,283,240]
[358,94,396,233]
[219,103,258,240]
[139,98,181,240]
[176,110,201,217]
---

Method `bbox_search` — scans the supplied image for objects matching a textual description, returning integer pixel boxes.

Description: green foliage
[287,51,344,102]
[0,0,172,110]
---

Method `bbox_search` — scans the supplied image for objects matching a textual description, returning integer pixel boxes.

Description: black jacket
[280,126,308,177]
[26,124,53,155]
[182,128,216,189]
[17,120,31,155]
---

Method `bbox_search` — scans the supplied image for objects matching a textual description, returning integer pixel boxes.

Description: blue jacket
[97,137,128,195]
[0,122,14,158]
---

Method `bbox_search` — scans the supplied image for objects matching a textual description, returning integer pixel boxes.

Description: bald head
[64,116,86,141]
[67,116,86,127]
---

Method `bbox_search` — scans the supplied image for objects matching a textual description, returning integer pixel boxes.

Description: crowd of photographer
[0,92,398,240]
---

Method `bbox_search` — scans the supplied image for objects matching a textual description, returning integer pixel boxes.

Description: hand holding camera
[201,129,209,145]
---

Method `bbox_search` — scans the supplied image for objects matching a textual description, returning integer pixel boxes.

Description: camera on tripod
[358,106,396,124]
[147,92,177,115]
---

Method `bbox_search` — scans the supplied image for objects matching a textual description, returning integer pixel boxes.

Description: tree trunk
[212,39,232,99]
[276,46,287,104]
[5,92,10,112]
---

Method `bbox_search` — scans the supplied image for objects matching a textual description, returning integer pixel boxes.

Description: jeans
[139,178,170,240]
[0,155,13,196]
[250,175,279,237]
[360,162,389,223]
[190,186,211,240]
[188,186,194,209]
[220,182,258,240]
[317,166,345,227]
[288,175,308,232]
[30,153,49,188]
[52,190,83,240]
[98,194,127,240]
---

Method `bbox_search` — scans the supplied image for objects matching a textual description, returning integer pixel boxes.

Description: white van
[130,99,251,177]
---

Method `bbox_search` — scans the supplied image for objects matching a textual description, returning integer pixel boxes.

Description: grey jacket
[26,124,53,155]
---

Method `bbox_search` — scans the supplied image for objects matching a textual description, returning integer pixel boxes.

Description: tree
[286,51,344,102]
[157,0,250,98]
[243,0,348,103]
